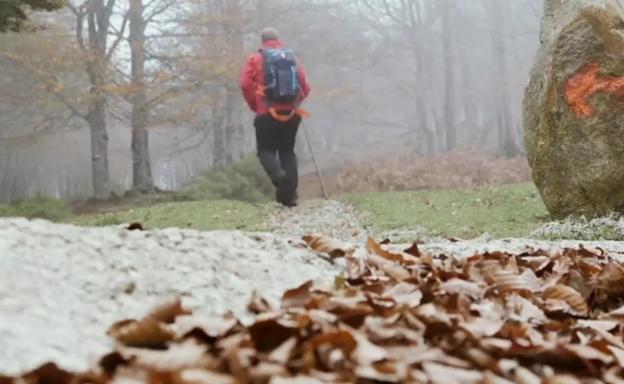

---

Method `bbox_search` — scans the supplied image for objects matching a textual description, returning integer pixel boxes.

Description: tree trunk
[489,0,519,156]
[460,55,479,147]
[406,0,434,155]
[223,0,245,164]
[212,91,227,167]
[224,88,236,165]
[79,0,117,199]
[129,0,154,191]
[88,97,110,199]
[441,0,456,151]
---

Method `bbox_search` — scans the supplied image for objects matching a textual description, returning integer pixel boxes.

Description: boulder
[524,0,624,217]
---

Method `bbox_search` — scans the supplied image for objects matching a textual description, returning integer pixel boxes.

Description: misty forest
[0,0,541,202]
[10,0,624,382]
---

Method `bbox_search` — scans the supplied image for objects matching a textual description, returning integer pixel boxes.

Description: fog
[0,0,543,202]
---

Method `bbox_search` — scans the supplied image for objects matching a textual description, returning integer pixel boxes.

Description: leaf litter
[8,238,624,383]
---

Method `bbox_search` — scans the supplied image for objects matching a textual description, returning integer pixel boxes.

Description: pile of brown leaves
[8,238,624,383]
[335,152,531,193]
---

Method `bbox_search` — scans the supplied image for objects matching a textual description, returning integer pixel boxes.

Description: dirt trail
[265,200,366,242]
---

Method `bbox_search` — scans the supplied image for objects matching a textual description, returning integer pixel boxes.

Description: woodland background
[0,0,543,202]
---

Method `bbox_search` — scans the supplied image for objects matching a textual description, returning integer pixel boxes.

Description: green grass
[343,183,550,239]
[176,156,274,203]
[0,158,275,231]
[0,182,570,240]
[73,199,272,231]
[0,197,73,222]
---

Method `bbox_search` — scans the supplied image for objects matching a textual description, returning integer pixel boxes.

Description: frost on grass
[531,215,624,241]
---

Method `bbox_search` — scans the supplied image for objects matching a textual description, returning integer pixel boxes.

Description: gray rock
[524,0,624,217]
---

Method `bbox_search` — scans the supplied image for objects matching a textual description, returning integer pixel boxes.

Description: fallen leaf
[175,369,237,384]
[514,367,541,384]
[608,346,624,369]
[438,278,483,299]
[576,320,618,333]
[384,282,423,308]
[99,352,129,376]
[543,285,589,316]
[460,317,504,338]
[519,256,552,273]
[543,375,583,384]
[303,235,353,258]
[176,315,238,342]
[21,363,76,384]
[227,347,256,380]
[147,298,191,324]
[249,316,298,352]
[127,222,144,231]
[367,238,418,265]
[121,340,209,371]
[248,290,272,314]
[108,319,175,348]
[488,270,537,295]
[367,253,411,280]
[248,362,289,382]
[403,242,421,257]
[268,337,297,365]
[269,376,324,384]
[355,361,408,382]
[352,331,387,365]
[505,294,547,324]
[282,281,314,309]
[564,344,613,364]
[422,362,484,384]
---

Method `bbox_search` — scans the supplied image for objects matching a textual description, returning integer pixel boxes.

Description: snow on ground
[4,200,624,375]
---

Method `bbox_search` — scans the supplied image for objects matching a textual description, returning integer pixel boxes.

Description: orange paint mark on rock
[565,62,624,118]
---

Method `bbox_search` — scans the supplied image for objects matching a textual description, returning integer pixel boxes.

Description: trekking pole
[301,121,329,200]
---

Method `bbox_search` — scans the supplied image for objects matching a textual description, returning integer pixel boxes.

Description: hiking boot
[286,192,299,207]
[275,174,291,206]
[283,196,298,208]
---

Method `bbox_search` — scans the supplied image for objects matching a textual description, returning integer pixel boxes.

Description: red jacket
[240,40,311,116]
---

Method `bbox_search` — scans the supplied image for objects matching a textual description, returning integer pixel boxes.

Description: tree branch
[145,0,179,23]
[105,11,128,64]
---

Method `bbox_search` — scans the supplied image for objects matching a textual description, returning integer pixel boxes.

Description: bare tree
[487,0,519,156]
[128,0,153,191]
[441,0,456,151]
[69,0,127,199]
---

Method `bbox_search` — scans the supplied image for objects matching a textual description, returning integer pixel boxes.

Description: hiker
[240,28,311,207]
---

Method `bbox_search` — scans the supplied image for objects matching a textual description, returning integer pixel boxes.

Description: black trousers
[254,113,301,205]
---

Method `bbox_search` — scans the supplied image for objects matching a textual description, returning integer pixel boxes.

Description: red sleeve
[296,60,311,102]
[240,54,257,112]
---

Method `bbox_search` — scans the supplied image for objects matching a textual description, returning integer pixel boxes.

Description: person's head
[261,27,280,43]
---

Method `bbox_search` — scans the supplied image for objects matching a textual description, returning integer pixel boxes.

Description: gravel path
[0,218,341,375]
[4,200,624,375]
[266,200,366,241]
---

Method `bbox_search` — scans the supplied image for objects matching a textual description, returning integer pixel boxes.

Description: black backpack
[262,48,300,103]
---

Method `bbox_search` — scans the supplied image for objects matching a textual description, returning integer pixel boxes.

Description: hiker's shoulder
[244,51,262,65]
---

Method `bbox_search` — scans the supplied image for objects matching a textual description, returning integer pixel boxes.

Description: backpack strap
[259,48,275,110]
[269,107,311,122]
